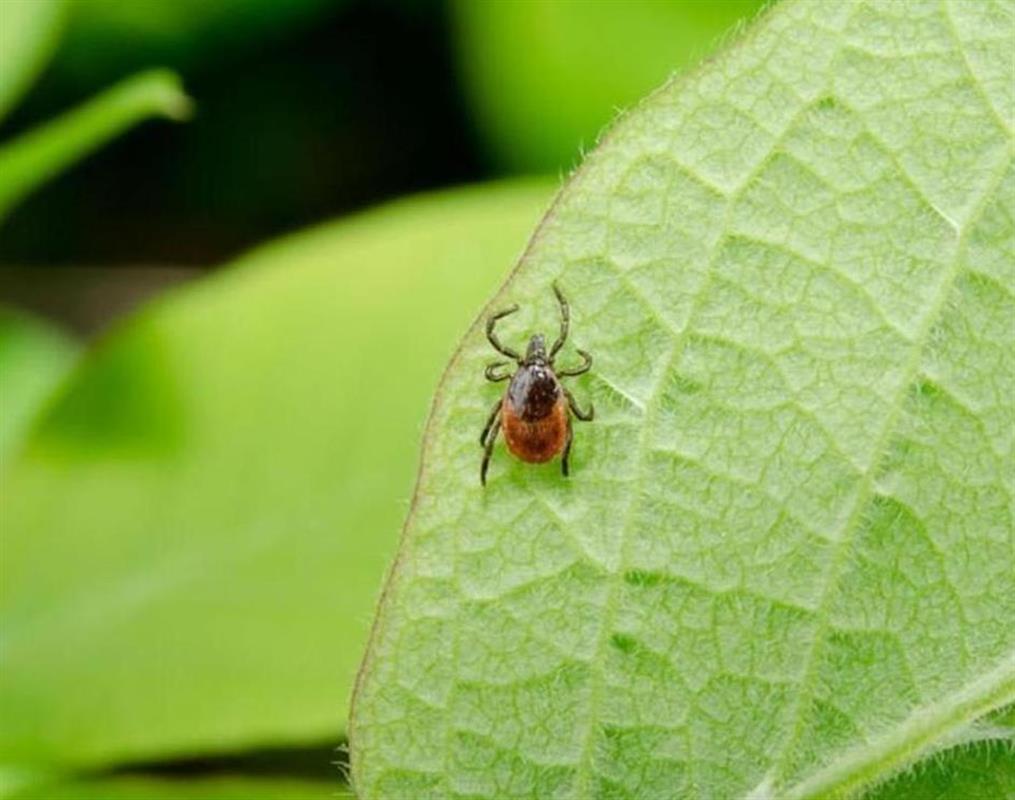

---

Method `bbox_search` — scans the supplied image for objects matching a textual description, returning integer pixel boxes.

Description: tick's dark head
[524,334,547,364]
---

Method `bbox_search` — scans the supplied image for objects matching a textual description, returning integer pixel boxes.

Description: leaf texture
[350,1,1015,798]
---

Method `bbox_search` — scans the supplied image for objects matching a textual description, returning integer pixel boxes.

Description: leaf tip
[118,68,195,123]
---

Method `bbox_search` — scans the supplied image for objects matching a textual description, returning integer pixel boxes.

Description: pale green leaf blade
[0,69,191,220]
[0,308,78,463]
[0,180,552,768]
[350,1,1015,798]
[0,0,66,121]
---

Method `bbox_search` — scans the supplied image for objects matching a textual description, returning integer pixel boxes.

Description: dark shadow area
[108,739,348,783]
[0,0,483,269]
[0,265,200,335]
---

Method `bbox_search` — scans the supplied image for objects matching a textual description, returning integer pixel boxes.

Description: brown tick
[479,282,594,485]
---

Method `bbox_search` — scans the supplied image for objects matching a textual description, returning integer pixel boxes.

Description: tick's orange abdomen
[501,396,568,463]
[479,283,593,485]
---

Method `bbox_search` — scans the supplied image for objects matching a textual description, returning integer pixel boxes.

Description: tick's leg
[557,348,592,377]
[561,417,574,477]
[485,362,512,382]
[486,305,522,361]
[479,398,502,446]
[564,387,594,421]
[549,282,570,360]
[480,416,502,486]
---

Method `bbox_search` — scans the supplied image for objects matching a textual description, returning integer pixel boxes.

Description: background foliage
[1,1,1011,799]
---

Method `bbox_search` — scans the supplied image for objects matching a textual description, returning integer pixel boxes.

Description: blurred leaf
[0,0,66,122]
[8,775,352,800]
[0,766,53,800]
[351,0,1015,798]
[452,0,764,172]
[0,69,191,221]
[53,0,342,88]
[0,308,77,463]
[0,179,552,769]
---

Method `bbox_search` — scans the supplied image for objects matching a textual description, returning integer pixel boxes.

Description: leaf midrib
[759,149,1013,797]
[758,1,1015,785]
[569,88,836,799]
[567,13,1015,800]
[784,652,1015,800]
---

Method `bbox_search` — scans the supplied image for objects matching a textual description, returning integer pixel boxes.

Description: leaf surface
[350,1,1015,798]
[0,181,552,769]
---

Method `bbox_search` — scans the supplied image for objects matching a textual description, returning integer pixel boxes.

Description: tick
[479,282,594,485]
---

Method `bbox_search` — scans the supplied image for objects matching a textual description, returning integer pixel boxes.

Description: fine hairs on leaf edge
[780,656,1015,800]
[346,0,781,789]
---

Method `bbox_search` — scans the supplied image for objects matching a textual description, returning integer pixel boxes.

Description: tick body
[479,283,594,485]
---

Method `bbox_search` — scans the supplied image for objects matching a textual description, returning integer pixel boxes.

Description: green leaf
[0,308,77,462]
[452,0,764,171]
[863,738,1015,800]
[0,0,66,122]
[7,775,352,800]
[0,180,552,768]
[350,1,1015,798]
[0,69,191,221]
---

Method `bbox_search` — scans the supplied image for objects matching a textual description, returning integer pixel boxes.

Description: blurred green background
[0,2,762,798]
